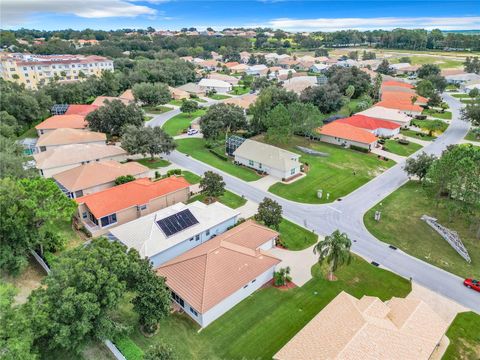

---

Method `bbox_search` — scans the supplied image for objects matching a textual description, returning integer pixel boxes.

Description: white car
[187,129,199,136]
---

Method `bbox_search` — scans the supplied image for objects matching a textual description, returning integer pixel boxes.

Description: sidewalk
[395,134,432,146]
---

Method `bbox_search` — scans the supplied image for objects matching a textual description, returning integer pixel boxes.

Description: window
[82,212,88,219]
[138,204,147,211]
[40,146,46,152]
[172,292,184,307]
[248,160,254,166]
[251,279,256,283]
[189,237,194,241]
[243,284,248,289]
[290,168,296,175]
[75,190,83,198]
[100,213,117,227]
[195,234,200,241]
[206,229,210,236]
[189,307,198,316]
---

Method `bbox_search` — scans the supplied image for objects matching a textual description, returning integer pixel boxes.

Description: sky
[1,0,480,32]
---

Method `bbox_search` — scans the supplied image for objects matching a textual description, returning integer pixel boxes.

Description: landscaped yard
[383,139,423,157]
[168,99,184,106]
[278,218,317,250]
[142,105,173,114]
[422,108,452,120]
[464,129,479,142]
[265,136,394,204]
[452,93,470,99]
[400,129,436,141]
[113,255,411,360]
[443,311,480,360]
[364,181,480,279]
[229,86,251,95]
[411,119,449,134]
[136,157,171,169]
[208,94,231,100]
[188,190,247,209]
[176,138,261,182]
[162,109,205,136]
[180,170,201,184]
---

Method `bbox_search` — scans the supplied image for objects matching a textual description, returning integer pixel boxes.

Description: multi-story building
[0,53,114,89]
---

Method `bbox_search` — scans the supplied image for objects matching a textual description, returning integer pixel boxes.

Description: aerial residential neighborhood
[1,1,479,360]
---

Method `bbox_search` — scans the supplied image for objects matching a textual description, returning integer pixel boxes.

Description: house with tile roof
[233,139,301,180]
[91,95,133,107]
[64,104,99,116]
[53,160,149,199]
[274,291,448,360]
[157,219,280,327]
[336,115,401,137]
[357,106,412,127]
[36,128,106,152]
[223,94,257,110]
[207,72,239,86]
[109,201,240,267]
[76,177,190,237]
[198,78,233,93]
[316,122,378,151]
[35,114,88,136]
[34,143,127,178]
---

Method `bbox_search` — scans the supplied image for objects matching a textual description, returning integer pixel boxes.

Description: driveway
[371,147,406,163]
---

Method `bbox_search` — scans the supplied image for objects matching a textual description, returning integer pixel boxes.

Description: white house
[233,139,301,180]
[198,78,232,93]
[309,63,329,73]
[156,220,280,327]
[246,64,268,76]
[108,201,239,268]
[268,68,296,79]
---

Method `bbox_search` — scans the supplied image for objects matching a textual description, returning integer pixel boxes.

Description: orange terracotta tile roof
[337,115,400,131]
[382,80,414,89]
[317,122,378,144]
[65,104,99,116]
[382,90,428,104]
[36,128,106,147]
[35,114,87,130]
[91,96,131,107]
[76,177,190,218]
[157,220,280,312]
[224,61,240,68]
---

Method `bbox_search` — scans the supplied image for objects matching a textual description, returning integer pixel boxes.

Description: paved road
[166,93,480,312]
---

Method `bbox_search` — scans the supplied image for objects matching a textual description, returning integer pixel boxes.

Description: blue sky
[2,1,480,31]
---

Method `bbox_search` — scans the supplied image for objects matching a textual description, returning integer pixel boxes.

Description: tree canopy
[300,84,344,114]
[313,230,352,281]
[199,103,247,140]
[255,197,283,230]
[132,82,171,106]
[86,100,144,136]
[121,125,176,160]
[199,171,226,202]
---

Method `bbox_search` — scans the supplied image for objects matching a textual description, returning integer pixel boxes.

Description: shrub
[115,175,136,185]
[155,171,160,179]
[398,138,410,145]
[350,145,369,153]
[209,149,228,161]
[166,168,182,177]
[274,267,292,286]
[114,336,144,360]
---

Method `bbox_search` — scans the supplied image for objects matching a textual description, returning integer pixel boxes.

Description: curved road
[163,93,479,312]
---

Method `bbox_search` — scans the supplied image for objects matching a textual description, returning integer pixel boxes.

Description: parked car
[463,278,480,292]
[187,129,199,136]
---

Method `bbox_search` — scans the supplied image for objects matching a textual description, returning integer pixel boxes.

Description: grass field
[208,94,231,100]
[278,218,318,250]
[383,139,423,157]
[114,256,411,360]
[266,136,394,204]
[411,119,449,134]
[364,181,480,279]
[229,86,251,95]
[142,105,173,114]
[461,99,477,104]
[176,138,261,182]
[168,99,184,106]
[452,93,470,98]
[422,109,452,120]
[180,170,201,184]
[400,129,436,141]
[188,190,247,209]
[136,157,171,169]
[464,129,479,142]
[443,312,480,360]
[162,109,205,136]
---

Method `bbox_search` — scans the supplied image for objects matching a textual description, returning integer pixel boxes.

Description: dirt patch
[458,338,480,360]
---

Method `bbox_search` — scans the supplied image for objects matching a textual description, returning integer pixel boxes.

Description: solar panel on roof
[156,209,199,237]
[51,104,69,115]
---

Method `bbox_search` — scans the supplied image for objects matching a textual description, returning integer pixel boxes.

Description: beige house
[36,128,106,152]
[223,94,257,110]
[35,114,88,136]
[34,143,127,178]
[76,177,190,237]
[274,291,448,360]
[207,73,240,86]
[169,86,190,100]
[233,139,301,180]
[53,160,149,199]
[91,95,132,107]
[357,106,412,127]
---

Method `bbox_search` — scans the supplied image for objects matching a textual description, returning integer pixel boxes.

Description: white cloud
[1,0,157,26]
[264,16,480,31]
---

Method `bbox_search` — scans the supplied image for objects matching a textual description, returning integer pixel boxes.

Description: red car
[464,278,480,292]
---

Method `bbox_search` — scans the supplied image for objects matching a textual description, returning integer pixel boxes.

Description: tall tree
[199,171,225,203]
[376,59,395,75]
[415,80,435,98]
[86,100,144,136]
[461,98,480,127]
[199,103,246,140]
[313,230,352,281]
[287,102,323,136]
[121,125,176,160]
[300,84,344,113]
[417,64,441,78]
[403,152,437,181]
[132,82,171,106]
[179,99,199,116]
[255,197,283,230]
[264,104,293,144]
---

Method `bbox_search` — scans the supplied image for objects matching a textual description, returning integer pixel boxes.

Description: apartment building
[0,53,114,89]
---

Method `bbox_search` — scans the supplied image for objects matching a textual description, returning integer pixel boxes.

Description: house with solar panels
[108,201,240,267]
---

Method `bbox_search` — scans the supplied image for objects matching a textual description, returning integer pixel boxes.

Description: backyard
[383,139,423,157]
[162,109,206,136]
[364,181,480,279]
[264,136,394,204]
[112,255,411,360]
[175,138,261,182]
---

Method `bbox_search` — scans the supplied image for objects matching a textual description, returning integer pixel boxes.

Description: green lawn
[142,105,173,114]
[162,109,205,136]
[461,99,477,104]
[136,157,171,169]
[17,126,38,140]
[278,218,317,250]
[464,129,479,142]
[208,94,231,100]
[176,138,261,182]
[188,190,247,209]
[267,136,394,204]
[114,256,411,360]
[400,129,436,141]
[229,86,251,95]
[180,170,201,184]
[168,99,184,106]
[422,109,452,120]
[408,55,463,69]
[452,93,470,99]
[411,119,449,134]
[364,181,480,279]
[443,312,480,360]
[383,139,423,157]
[446,84,460,91]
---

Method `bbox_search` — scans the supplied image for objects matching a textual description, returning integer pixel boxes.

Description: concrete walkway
[371,147,406,163]
[248,175,278,191]
[236,199,258,219]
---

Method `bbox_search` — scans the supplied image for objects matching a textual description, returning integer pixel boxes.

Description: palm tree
[313,230,352,281]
